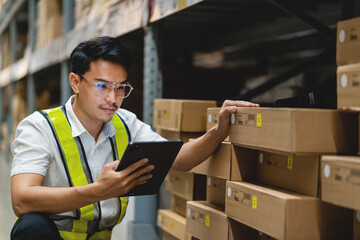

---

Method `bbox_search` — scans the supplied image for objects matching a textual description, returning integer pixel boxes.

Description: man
[10,36,259,239]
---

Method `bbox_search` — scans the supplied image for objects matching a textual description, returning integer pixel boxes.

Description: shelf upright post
[7,18,17,161]
[27,0,36,115]
[127,24,163,239]
[0,34,4,151]
[61,0,74,104]
[143,25,163,125]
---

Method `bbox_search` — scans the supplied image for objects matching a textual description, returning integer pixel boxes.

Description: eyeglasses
[79,74,134,99]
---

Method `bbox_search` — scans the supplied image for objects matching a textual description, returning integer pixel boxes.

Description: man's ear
[69,73,80,93]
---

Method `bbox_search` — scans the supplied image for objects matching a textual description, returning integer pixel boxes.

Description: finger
[107,160,120,170]
[125,173,153,193]
[222,100,260,108]
[129,164,155,181]
[120,158,149,176]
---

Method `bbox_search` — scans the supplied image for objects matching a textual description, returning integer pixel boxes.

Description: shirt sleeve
[11,112,54,177]
[117,109,167,142]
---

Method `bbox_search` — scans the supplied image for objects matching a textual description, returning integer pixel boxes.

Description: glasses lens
[95,82,109,95]
[116,85,132,98]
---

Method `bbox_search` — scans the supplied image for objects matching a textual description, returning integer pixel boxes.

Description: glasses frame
[79,74,134,99]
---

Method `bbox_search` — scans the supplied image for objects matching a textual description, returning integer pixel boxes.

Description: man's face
[75,59,128,124]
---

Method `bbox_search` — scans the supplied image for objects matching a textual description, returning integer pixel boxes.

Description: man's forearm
[171,126,226,171]
[12,180,100,217]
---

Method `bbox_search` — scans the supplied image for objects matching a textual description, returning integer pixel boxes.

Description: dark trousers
[11,212,63,240]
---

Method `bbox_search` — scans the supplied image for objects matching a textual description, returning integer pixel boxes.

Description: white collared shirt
[11,96,165,229]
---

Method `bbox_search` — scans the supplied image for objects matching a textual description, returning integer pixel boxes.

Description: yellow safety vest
[40,106,129,240]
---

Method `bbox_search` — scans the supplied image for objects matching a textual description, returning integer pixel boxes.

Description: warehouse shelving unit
[1,0,360,239]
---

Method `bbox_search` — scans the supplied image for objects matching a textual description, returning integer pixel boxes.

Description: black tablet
[115,140,183,196]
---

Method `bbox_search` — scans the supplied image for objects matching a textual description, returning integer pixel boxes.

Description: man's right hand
[94,158,154,199]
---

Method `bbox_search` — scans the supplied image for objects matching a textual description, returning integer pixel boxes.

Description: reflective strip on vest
[43,107,94,224]
[111,113,129,225]
[42,107,129,239]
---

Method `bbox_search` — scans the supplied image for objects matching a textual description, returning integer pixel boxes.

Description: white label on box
[187,208,190,217]
[259,153,264,164]
[208,113,212,123]
[339,29,345,43]
[341,74,348,88]
[231,114,235,124]
[228,188,252,208]
[227,187,231,197]
[207,176,211,186]
[324,164,330,178]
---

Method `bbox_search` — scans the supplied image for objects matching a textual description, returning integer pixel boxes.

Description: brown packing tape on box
[225,181,353,240]
[185,201,228,240]
[321,155,360,210]
[337,64,360,111]
[257,151,320,197]
[153,99,217,132]
[337,17,360,66]
[229,107,358,154]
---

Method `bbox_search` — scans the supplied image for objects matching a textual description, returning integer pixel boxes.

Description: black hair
[69,36,132,75]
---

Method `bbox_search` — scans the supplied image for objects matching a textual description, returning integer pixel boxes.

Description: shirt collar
[65,96,117,138]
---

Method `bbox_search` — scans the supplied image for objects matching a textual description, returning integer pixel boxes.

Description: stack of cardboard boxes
[36,0,63,50]
[320,16,360,239]
[74,0,124,29]
[185,104,357,239]
[153,99,217,240]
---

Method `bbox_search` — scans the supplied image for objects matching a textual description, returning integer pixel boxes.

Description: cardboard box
[186,201,228,240]
[157,209,190,240]
[229,107,358,154]
[206,176,227,207]
[355,211,360,240]
[229,218,275,240]
[321,155,360,210]
[226,181,353,240]
[337,63,360,111]
[191,142,257,181]
[257,151,320,197]
[165,170,206,201]
[337,17,360,66]
[153,99,217,132]
[156,128,203,143]
[161,230,192,240]
[170,194,187,217]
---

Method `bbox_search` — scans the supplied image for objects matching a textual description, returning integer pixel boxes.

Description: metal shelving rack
[0,0,359,239]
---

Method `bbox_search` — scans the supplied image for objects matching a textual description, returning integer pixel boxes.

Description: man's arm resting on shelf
[11,159,154,217]
[171,100,259,171]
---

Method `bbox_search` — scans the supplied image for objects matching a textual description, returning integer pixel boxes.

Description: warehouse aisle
[0,157,15,239]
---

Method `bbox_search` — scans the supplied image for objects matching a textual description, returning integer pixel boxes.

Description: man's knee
[11,212,61,240]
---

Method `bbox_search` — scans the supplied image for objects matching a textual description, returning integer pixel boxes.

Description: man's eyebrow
[94,78,128,84]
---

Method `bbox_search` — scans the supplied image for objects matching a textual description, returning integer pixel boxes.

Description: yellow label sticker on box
[287,156,293,170]
[178,0,187,10]
[252,195,257,209]
[256,114,262,127]
[205,215,210,227]
[171,221,175,230]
